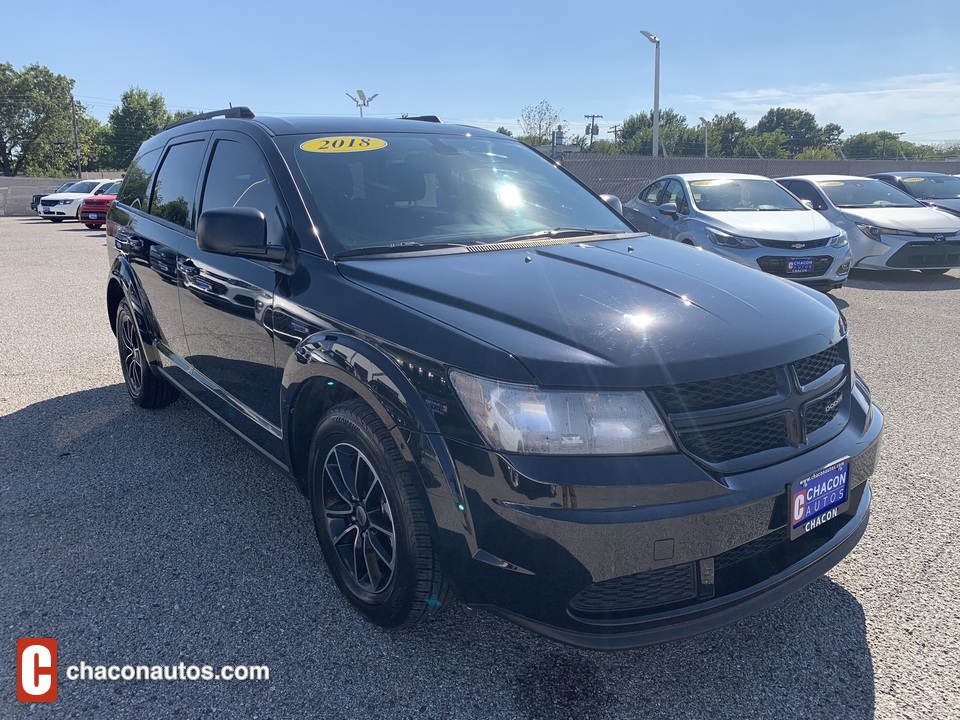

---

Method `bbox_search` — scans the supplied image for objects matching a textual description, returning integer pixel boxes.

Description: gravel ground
[2,216,958,719]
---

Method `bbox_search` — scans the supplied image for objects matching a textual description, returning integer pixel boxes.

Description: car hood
[702,210,838,241]
[839,206,960,233]
[42,192,94,201]
[337,236,842,388]
[81,194,117,203]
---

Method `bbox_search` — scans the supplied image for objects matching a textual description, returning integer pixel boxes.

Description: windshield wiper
[497,227,619,244]
[335,241,471,259]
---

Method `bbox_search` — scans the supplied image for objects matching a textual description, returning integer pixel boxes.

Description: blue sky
[6,0,960,145]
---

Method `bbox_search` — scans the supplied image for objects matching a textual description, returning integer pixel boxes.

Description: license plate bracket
[789,461,850,540]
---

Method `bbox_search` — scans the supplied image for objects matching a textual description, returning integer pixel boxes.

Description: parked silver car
[867,171,960,218]
[623,173,851,290]
[777,174,960,274]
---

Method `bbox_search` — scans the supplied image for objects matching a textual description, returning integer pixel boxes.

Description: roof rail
[401,115,443,123]
[162,106,255,132]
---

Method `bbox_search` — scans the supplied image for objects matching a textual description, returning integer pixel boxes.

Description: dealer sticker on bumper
[789,461,850,540]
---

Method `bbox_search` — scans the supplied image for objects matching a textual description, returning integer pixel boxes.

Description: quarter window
[150,141,206,230]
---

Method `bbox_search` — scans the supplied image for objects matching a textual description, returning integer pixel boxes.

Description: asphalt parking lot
[2,215,959,719]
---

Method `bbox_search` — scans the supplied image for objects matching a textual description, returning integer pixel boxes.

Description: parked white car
[623,173,851,290]
[38,179,120,223]
[777,174,960,274]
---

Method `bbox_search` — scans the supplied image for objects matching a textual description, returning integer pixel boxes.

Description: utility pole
[584,114,603,149]
[70,94,82,179]
[608,124,621,144]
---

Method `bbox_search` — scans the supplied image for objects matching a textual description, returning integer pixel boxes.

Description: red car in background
[78,180,121,229]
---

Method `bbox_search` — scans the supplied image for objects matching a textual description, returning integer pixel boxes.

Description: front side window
[663,179,688,214]
[150,141,206,229]
[283,132,631,255]
[200,139,287,246]
[640,181,666,205]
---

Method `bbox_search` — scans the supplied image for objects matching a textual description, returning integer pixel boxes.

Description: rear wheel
[115,300,178,408]
[308,399,448,628]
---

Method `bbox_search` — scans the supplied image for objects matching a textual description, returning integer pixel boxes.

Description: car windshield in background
[284,133,631,255]
[818,179,921,208]
[691,178,806,212]
[102,181,122,195]
[66,180,100,194]
[900,175,960,200]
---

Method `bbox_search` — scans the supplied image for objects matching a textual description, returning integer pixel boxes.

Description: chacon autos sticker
[300,137,387,153]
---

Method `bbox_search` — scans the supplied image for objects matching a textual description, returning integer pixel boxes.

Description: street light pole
[699,116,709,159]
[641,30,660,158]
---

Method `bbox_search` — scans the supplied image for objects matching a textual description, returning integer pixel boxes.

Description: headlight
[854,223,920,241]
[58,199,74,205]
[449,371,676,455]
[828,232,848,248]
[704,227,757,248]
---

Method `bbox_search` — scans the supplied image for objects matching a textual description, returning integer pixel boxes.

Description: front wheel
[115,300,178,408]
[308,399,448,628]
[85,223,99,230]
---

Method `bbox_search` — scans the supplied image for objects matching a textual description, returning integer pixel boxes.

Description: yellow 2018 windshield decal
[300,137,387,153]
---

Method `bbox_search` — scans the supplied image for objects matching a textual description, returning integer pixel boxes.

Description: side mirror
[658,201,679,216]
[600,194,623,214]
[800,199,814,210]
[197,207,285,262]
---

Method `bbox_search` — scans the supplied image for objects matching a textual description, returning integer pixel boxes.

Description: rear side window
[150,141,207,230]
[117,148,162,210]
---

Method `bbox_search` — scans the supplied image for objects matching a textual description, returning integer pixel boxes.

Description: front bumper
[854,233,960,270]
[709,245,851,288]
[40,201,79,219]
[430,397,882,650]
[80,207,109,225]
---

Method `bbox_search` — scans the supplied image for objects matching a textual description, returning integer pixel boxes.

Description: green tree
[755,107,821,156]
[820,123,843,149]
[795,147,840,160]
[518,100,565,146]
[0,62,75,176]
[620,108,691,155]
[584,139,620,154]
[736,129,789,159]
[106,87,172,169]
[708,112,748,157]
[495,126,513,137]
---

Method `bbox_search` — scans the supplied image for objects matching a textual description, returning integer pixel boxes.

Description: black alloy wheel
[308,399,448,628]
[115,299,178,409]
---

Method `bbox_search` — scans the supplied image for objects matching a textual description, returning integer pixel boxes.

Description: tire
[115,299,178,409]
[308,399,449,628]
[85,223,99,230]
[49,218,64,223]
[919,268,949,275]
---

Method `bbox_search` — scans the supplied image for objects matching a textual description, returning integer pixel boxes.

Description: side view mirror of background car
[197,207,285,262]
[600,194,623,214]
[658,202,678,217]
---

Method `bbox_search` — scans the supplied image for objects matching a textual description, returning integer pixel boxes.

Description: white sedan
[777,174,960,274]
[38,179,120,223]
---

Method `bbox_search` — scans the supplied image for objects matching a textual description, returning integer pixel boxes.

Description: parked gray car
[623,173,851,290]
[867,171,960,218]
[777,174,960,274]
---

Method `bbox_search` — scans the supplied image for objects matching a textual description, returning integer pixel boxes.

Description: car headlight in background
[854,223,921,241]
[828,232,848,248]
[704,227,757,248]
[449,371,676,455]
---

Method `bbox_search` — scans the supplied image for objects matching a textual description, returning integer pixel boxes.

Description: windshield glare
[68,180,99,194]
[691,178,806,211]
[286,133,630,254]
[900,175,960,200]
[818,179,921,208]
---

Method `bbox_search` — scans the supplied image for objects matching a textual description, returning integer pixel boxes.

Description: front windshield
[67,180,100,194]
[691,178,806,211]
[899,175,960,200]
[57,182,77,192]
[818,179,921,209]
[103,181,122,195]
[285,132,631,254]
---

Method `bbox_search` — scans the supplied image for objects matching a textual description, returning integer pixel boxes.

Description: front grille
[41,199,58,207]
[794,345,842,386]
[715,528,788,570]
[651,368,778,414]
[655,342,849,467]
[804,385,845,433]
[756,255,834,278]
[755,237,830,249]
[885,240,960,268]
[568,562,697,614]
[678,415,791,463]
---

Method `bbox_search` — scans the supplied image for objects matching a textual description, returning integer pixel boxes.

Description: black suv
[105,108,883,649]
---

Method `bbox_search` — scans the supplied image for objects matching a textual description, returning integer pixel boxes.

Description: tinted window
[118,148,162,210]
[640,181,665,205]
[663,179,688,214]
[150,141,206,229]
[817,179,921,209]
[200,139,287,246]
